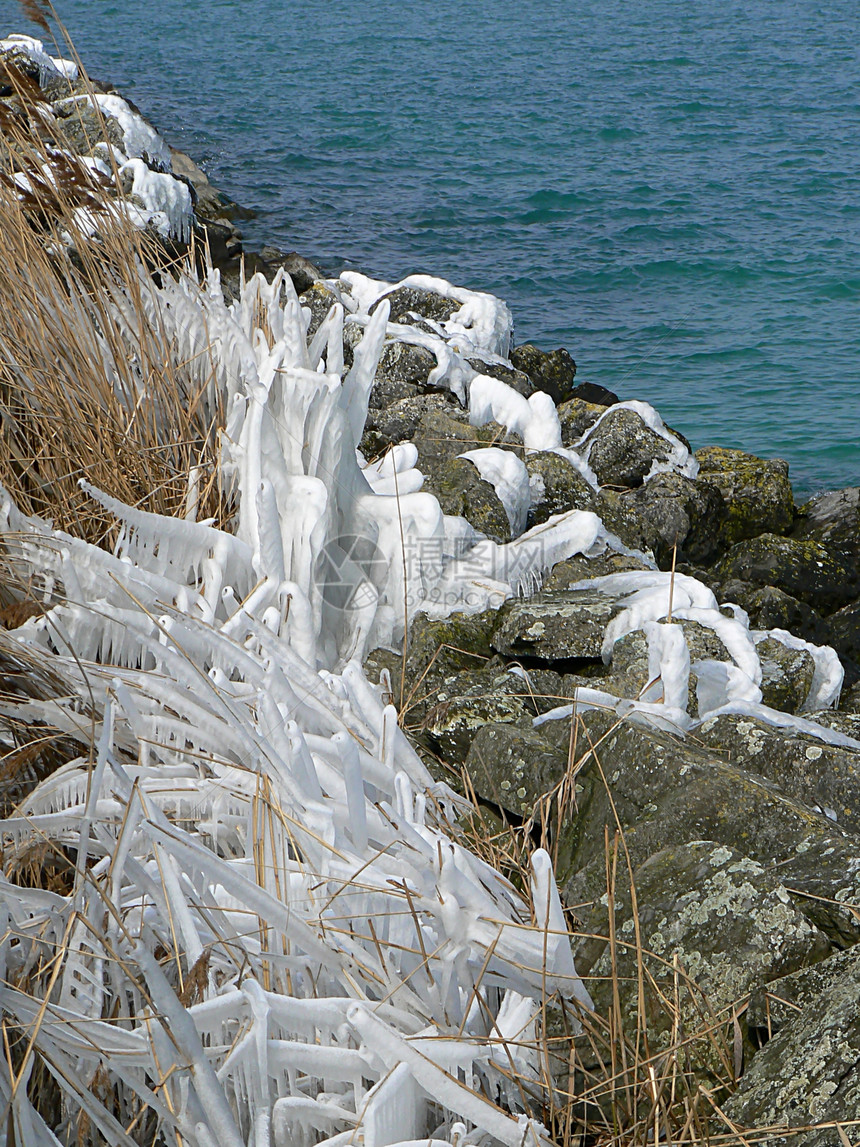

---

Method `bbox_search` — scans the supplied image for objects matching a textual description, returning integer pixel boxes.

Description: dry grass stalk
[0,69,230,545]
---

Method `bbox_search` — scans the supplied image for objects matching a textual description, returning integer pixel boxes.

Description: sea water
[20,0,859,496]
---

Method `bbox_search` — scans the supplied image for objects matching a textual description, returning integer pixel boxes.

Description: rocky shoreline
[4,31,860,1146]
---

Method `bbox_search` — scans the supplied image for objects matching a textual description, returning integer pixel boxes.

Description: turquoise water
[21,0,860,496]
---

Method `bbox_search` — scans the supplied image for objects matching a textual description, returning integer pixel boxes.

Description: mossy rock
[755,637,816,713]
[425,457,510,543]
[360,392,462,458]
[608,619,729,716]
[724,951,860,1147]
[716,581,831,646]
[596,472,725,566]
[794,486,860,594]
[465,722,569,818]
[397,609,498,722]
[825,599,860,678]
[695,445,794,548]
[509,343,577,404]
[371,285,458,330]
[542,550,652,591]
[715,533,853,616]
[747,945,860,1041]
[582,408,673,488]
[557,397,607,445]
[524,452,596,527]
[368,340,438,409]
[412,408,520,475]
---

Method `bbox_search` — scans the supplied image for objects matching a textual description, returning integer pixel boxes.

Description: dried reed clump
[0,65,229,545]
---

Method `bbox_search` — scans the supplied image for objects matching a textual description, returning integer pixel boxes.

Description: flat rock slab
[491,589,619,661]
[697,713,860,834]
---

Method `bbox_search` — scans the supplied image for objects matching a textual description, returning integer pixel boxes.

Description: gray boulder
[368,340,439,409]
[524,452,596,527]
[581,840,829,1073]
[491,589,620,662]
[467,357,534,398]
[426,458,511,543]
[724,951,860,1147]
[696,712,860,834]
[557,397,607,445]
[465,722,569,819]
[583,408,673,488]
[542,551,652,591]
[509,343,577,404]
[419,664,566,761]
[794,486,860,596]
[714,533,854,616]
[360,393,462,458]
[550,711,860,945]
[371,285,458,330]
[596,472,725,566]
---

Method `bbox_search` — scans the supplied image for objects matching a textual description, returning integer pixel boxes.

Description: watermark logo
[316,533,389,613]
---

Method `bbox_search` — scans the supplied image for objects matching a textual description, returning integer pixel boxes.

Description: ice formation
[0,262,609,1146]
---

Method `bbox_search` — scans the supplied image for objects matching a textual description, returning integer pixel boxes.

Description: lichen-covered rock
[412,408,520,474]
[54,98,126,157]
[360,393,462,457]
[839,680,860,712]
[524,452,595,527]
[467,357,534,397]
[825,599,860,677]
[596,472,725,566]
[582,408,674,488]
[582,841,828,1066]
[557,397,607,445]
[465,722,569,818]
[542,550,652,591]
[755,637,817,712]
[371,285,458,329]
[509,343,577,404]
[695,445,794,547]
[298,282,339,340]
[794,486,860,596]
[747,946,859,1041]
[551,711,860,944]
[419,664,565,760]
[715,533,853,615]
[724,952,860,1147]
[399,609,498,718]
[367,340,439,409]
[696,713,860,833]
[427,458,511,543]
[491,589,620,661]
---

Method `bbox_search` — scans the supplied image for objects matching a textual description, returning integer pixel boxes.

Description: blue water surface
[17,0,860,496]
